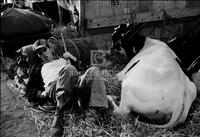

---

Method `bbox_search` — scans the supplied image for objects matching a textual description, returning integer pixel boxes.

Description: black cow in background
[167,30,200,76]
[112,23,200,78]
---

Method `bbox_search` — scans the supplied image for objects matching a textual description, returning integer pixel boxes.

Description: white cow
[108,37,197,128]
[192,71,200,93]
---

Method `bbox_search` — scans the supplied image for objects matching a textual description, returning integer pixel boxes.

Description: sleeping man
[18,39,109,137]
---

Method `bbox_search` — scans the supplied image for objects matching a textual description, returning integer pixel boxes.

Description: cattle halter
[112,22,147,48]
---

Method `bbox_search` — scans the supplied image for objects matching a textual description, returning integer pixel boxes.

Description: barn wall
[79,0,200,49]
[82,0,200,29]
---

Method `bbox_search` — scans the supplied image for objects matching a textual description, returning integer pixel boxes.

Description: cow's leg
[107,95,130,117]
[178,76,197,124]
[107,95,118,110]
[192,72,200,94]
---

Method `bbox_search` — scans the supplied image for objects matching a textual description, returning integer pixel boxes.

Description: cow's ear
[16,48,23,58]
[16,48,22,54]
[114,25,120,31]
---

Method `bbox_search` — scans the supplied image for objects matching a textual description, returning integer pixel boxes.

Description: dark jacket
[21,45,45,104]
[25,63,45,104]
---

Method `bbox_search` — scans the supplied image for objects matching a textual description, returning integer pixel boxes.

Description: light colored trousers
[47,65,108,109]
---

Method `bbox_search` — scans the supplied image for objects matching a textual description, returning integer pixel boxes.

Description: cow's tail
[107,95,119,111]
[107,95,130,117]
[151,92,185,128]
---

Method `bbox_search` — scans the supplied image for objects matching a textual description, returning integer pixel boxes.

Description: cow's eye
[132,47,137,53]
[26,57,28,62]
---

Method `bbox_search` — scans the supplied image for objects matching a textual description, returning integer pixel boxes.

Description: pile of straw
[4,25,200,137]
[22,52,200,137]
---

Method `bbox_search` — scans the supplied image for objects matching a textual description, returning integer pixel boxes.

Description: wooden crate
[23,0,200,49]
[75,0,200,49]
[79,0,200,29]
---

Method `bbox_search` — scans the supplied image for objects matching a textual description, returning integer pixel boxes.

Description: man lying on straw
[18,39,109,137]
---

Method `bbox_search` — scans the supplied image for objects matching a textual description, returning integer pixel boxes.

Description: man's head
[33,39,54,63]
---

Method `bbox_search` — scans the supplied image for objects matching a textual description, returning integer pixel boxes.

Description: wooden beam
[79,0,85,36]
[86,8,200,29]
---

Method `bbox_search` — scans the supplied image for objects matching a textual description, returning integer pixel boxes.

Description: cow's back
[116,39,197,127]
[120,45,183,108]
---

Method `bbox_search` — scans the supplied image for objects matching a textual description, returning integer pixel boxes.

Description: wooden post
[56,1,67,52]
[57,2,63,26]
[79,0,85,37]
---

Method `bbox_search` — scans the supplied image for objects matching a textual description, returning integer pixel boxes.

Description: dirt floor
[0,72,38,137]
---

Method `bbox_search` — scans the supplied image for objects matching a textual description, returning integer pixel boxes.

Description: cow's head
[112,24,127,51]
[112,23,146,60]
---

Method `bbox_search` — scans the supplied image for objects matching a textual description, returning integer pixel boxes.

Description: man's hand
[63,52,77,62]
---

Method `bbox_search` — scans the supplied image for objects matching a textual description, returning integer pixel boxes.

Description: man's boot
[95,107,111,126]
[51,110,64,137]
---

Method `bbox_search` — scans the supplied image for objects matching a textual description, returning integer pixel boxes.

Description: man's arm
[63,51,77,62]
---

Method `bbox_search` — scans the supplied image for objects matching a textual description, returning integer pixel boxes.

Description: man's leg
[55,65,78,109]
[51,65,78,137]
[77,67,110,125]
[78,66,108,108]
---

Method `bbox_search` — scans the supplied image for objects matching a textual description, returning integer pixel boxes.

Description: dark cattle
[0,7,52,59]
[0,3,29,12]
[32,1,71,25]
[167,31,200,75]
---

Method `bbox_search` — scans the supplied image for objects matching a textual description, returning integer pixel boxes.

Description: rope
[187,56,200,72]
[159,9,175,41]
[128,22,147,40]
[67,39,80,60]
[148,9,176,41]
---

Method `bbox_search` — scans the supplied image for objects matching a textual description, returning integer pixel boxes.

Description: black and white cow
[112,23,200,78]
[108,24,198,128]
[112,23,146,60]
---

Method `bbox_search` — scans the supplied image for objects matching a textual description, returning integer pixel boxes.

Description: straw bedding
[5,52,200,137]
[3,25,200,137]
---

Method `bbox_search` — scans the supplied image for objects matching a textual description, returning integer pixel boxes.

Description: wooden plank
[79,0,85,36]
[84,1,101,18]
[86,7,200,29]
[84,0,140,18]
[139,0,153,12]
[185,0,200,8]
